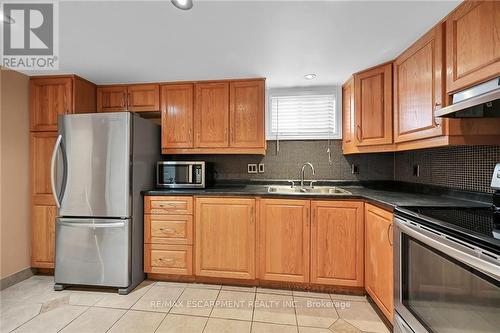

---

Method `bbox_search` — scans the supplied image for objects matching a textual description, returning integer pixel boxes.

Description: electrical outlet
[351,164,359,174]
[258,163,265,173]
[247,164,258,174]
[413,164,420,177]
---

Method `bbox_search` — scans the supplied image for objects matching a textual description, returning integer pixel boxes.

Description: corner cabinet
[97,84,159,112]
[394,24,445,144]
[310,201,364,287]
[445,1,500,93]
[365,203,393,322]
[354,63,393,147]
[258,199,310,283]
[195,197,256,280]
[161,78,266,155]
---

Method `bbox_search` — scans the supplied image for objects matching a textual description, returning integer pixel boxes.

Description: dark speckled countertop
[143,181,491,211]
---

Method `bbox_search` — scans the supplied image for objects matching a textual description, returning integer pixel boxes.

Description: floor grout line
[201,286,222,333]
[152,285,186,333]
[55,305,92,333]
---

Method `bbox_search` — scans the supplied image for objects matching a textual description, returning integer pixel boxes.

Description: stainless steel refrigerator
[51,112,159,294]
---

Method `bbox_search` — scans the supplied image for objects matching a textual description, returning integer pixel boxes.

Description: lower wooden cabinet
[259,199,310,283]
[195,197,256,280]
[144,244,193,275]
[311,201,364,287]
[31,204,56,268]
[365,203,394,322]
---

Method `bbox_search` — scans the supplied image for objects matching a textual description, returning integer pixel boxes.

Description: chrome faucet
[300,162,315,187]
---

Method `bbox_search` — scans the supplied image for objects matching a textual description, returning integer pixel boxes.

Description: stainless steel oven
[393,215,500,333]
[157,161,206,188]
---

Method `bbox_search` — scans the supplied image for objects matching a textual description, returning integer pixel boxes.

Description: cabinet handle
[433,102,442,128]
[123,93,126,108]
[356,125,362,142]
[158,257,175,265]
[159,227,175,234]
[188,128,192,142]
[250,207,254,224]
[127,92,131,110]
[388,224,393,246]
[305,207,310,226]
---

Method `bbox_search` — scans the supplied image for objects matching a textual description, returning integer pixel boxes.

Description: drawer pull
[158,257,175,264]
[159,227,175,234]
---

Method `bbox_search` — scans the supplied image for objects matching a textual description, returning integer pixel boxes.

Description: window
[266,87,341,140]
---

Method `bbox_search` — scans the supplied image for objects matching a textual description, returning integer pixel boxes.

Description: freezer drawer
[55,218,131,288]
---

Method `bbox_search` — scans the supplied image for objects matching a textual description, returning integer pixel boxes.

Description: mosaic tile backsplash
[166,141,500,194]
[394,145,500,194]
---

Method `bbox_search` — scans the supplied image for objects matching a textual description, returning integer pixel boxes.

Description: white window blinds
[267,89,341,140]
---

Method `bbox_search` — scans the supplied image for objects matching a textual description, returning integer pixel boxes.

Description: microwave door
[58,113,131,218]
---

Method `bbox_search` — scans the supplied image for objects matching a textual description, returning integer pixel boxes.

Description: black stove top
[396,206,500,255]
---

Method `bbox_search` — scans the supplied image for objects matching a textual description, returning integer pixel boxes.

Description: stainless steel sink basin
[267,185,352,195]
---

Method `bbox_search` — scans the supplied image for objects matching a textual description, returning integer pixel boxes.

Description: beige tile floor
[0,276,390,333]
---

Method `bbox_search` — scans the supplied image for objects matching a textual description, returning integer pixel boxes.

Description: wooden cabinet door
[342,78,357,153]
[229,80,265,148]
[127,84,160,112]
[161,84,194,148]
[31,132,57,203]
[194,82,229,148]
[259,199,310,283]
[32,204,56,268]
[97,86,127,112]
[354,63,393,146]
[394,25,445,143]
[365,203,394,322]
[195,197,255,279]
[445,1,500,93]
[311,201,364,287]
[30,78,72,131]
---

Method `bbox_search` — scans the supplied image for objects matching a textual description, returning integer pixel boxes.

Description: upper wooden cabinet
[97,84,159,112]
[30,76,96,131]
[194,82,230,148]
[342,78,357,154]
[445,1,500,93]
[161,84,194,149]
[162,78,266,155]
[310,201,364,287]
[195,197,256,280]
[259,199,310,283]
[229,80,265,148]
[394,24,445,143]
[354,63,393,146]
[365,203,394,323]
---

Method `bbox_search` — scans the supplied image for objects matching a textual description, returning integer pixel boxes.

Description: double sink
[267,185,352,195]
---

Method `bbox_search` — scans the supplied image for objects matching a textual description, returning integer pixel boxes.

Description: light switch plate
[247,164,258,174]
[258,163,265,173]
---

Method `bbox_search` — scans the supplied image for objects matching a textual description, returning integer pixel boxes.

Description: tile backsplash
[166,142,500,194]
[394,145,500,194]
[167,140,394,181]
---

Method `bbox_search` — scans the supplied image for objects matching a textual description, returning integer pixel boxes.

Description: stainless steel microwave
[157,161,207,188]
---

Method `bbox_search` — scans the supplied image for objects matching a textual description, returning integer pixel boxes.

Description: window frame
[266,86,342,141]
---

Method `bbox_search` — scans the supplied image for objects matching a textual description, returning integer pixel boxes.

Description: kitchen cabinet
[31,132,58,201]
[354,62,393,146]
[30,75,96,131]
[97,84,159,112]
[311,201,364,287]
[161,84,194,149]
[365,203,394,322]
[144,196,194,276]
[259,199,310,283]
[194,82,230,148]
[229,80,265,148]
[394,24,445,143]
[195,197,256,280]
[162,78,266,155]
[445,0,500,93]
[342,78,358,154]
[31,204,56,268]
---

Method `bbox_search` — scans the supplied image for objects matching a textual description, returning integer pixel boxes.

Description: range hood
[436,77,500,118]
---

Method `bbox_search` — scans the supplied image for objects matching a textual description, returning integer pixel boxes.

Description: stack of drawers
[144,196,194,275]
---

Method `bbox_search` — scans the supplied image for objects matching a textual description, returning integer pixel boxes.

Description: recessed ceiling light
[171,0,193,10]
[304,74,317,80]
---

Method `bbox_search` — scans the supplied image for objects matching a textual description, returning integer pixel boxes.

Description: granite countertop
[143,181,491,211]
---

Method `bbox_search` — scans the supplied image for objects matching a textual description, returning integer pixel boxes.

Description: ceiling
[26,0,460,88]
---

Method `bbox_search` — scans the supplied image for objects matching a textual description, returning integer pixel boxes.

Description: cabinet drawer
[145,215,193,245]
[144,244,193,275]
[144,196,193,215]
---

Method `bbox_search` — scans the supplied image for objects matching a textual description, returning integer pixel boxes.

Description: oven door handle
[395,218,500,280]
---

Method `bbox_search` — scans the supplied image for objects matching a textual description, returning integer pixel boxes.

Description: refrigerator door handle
[51,134,63,208]
[58,220,126,228]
